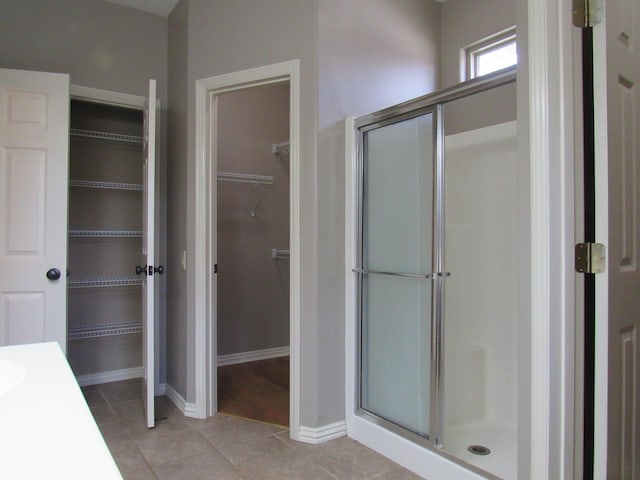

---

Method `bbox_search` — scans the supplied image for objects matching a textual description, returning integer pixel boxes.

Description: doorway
[215,83,290,426]
[194,60,301,436]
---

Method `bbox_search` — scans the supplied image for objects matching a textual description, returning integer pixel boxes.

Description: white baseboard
[217,346,289,366]
[76,366,142,387]
[297,420,347,444]
[165,383,198,418]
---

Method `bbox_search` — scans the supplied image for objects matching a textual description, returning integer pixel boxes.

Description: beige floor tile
[186,412,233,429]
[121,464,158,480]
[198,417,289,465]
[153,451,245,480]
[90,403,119,425]
[236,448,337,480]
[310,437,398,480]
[82,385,107,406]
[100,379,143,404]
[135,428,214,467]
[109,441,150,473]
[113,397,192,436]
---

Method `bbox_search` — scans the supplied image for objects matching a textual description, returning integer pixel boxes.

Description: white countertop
[0,342,122,479]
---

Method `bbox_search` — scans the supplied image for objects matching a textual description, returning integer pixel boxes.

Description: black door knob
[46,268,61,281]
[154,265,164,275]
[135,265,146,275]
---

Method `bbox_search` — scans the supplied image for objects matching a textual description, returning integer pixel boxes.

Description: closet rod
[217,172,273,185]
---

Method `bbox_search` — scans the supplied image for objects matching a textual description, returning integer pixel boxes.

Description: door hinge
[575,242,606,274]
[572,0,603,28]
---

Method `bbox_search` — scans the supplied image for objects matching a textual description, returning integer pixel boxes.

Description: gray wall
[316,0,441,426]
[167,0,442,427]
[166,0,189,397]
[0,0,169,386]
[217,83,290,356]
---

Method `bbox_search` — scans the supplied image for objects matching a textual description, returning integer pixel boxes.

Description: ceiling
[104,0,180,17]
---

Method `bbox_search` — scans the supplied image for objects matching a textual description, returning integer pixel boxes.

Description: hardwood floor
[217,356,290,427]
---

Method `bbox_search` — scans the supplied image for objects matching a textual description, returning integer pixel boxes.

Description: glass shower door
[358,111,435,439]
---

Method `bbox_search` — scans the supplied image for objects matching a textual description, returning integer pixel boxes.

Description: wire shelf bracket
[272,248,290,260]
[272,141,290,157]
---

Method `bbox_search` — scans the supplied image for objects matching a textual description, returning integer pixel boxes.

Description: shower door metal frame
[352,67,517,472]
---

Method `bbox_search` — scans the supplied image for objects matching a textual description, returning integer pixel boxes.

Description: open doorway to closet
[215,82,291,427]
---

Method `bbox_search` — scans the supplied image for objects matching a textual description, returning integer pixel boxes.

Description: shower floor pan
[444,419,516,480]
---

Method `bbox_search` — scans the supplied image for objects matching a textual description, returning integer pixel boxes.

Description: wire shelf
[69,179,143,191]
[68,321,143,340]
[217,172,273,185]
[71,128,143,144]
[68,277,144,289]
[68,230,143,238]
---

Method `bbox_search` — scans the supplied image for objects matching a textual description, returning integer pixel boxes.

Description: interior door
[142,79,157,429]
[0,68,69,351]
[593,0,640,477]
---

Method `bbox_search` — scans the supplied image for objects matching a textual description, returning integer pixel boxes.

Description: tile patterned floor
[83,379,424,480]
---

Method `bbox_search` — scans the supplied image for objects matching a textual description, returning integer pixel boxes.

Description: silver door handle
[352,268,451,279]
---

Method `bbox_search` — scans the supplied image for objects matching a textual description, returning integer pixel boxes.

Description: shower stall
[346,68,519,480]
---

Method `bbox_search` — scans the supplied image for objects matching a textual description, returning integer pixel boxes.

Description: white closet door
[594,0,640,477]
[0,68,69,351]
[142,79,157,429]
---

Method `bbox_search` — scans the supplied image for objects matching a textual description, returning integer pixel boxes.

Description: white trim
[527,1,576,479]
[194,60,301,437]
[298,421,347,444]
[70,85,145,109]
[217,346,290,366]
[165,383,198,418]
[76,366,142,387]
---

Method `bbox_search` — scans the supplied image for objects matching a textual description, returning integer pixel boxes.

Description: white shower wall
[444,120,518,430]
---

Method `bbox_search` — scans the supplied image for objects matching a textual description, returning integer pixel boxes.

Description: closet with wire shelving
[66,99,145,382]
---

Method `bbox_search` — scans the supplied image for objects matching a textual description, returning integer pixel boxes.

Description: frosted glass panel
[360,113,433,437]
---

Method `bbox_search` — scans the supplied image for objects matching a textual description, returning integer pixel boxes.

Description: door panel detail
[3,90,47,128]
[618,76,635,269]
[5,148,46,255]
[0,292,45,346]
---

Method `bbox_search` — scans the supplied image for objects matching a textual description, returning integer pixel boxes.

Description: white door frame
[193,60,301,437]
[527,1,581,478]
[345,1,580,478]
[69,85,164,396]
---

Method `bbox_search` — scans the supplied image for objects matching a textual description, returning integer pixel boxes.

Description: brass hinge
[575,243,606,274]
[572,0,603,28]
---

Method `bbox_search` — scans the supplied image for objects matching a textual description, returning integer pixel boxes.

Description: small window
[464,27,517,80]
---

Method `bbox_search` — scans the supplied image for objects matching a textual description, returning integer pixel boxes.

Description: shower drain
[467,445,491,456]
